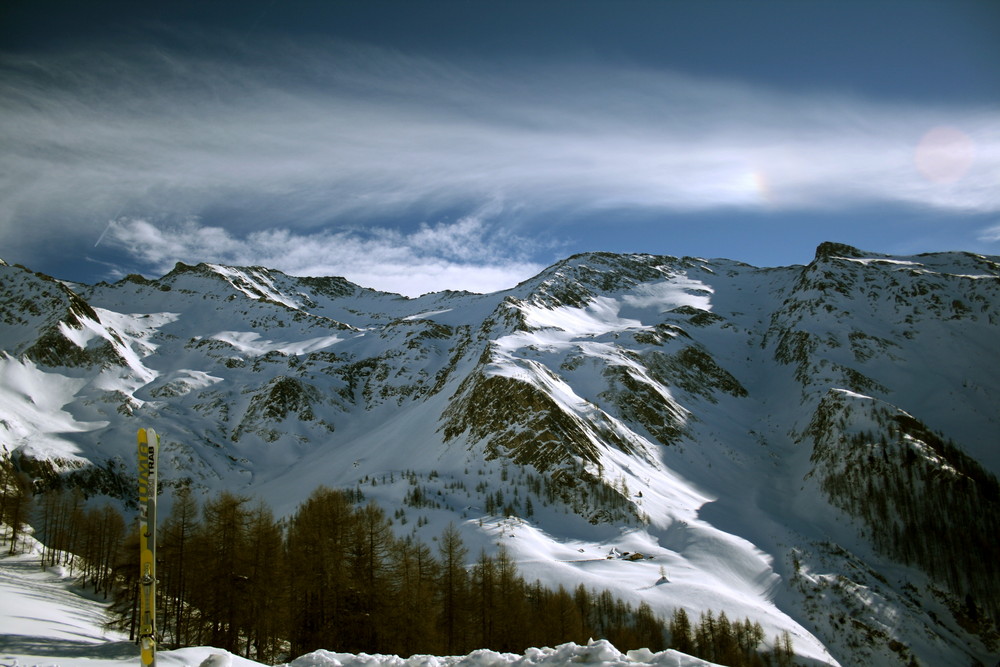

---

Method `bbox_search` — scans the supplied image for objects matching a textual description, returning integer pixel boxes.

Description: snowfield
[0,550,723,667]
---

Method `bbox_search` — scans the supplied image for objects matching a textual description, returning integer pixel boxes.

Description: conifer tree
[89,503,125,598]
[190,491,250,651]
[669,608,693,655]
[471,548,498,648]
[437,522,469,653]
[695,610,716,663]
[345,501,394,652]
[573,584,596,639]
[106,527,142,641]
[386,537,440,656]
[544,584,585,647]
[633,602,666,652]
[285,486,354,656]
[773,630,795,667]
[243,500,285,662]
[715,611,737,665]
[493,543,526,651]
[160,487,199,648]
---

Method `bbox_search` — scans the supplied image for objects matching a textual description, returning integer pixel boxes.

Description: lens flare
[914,126,976,184]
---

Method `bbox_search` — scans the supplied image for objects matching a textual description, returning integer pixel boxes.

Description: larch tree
[437,522,470,654]
[159,486,199,648]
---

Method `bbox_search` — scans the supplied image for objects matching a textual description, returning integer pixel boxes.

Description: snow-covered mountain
[1,242,998,667]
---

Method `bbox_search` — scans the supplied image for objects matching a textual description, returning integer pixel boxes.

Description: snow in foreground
[287,643,719,667]
[0,552,721,667]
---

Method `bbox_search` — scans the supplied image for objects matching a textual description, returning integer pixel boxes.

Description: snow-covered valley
[1,242,998,666]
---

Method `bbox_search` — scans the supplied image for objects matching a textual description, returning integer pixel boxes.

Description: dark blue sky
[2,0,999,294]
[6,1,997,100]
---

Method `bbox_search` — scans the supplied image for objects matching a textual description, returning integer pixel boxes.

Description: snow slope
[0,546,264,667]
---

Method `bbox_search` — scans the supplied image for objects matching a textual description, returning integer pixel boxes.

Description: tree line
[1,449,793,666]
[668,608,794,667]
[110,485,791,665]
[105,485,677,661]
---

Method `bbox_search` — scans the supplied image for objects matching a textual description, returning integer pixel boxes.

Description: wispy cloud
[2,35,999,278]
[102,214,547,297]
[979,223,1000,243]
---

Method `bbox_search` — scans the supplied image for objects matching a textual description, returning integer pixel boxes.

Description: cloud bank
[2,35,999,285]
[102,214,546,297]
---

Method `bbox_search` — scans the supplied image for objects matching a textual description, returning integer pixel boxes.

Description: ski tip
[137,427,160,444]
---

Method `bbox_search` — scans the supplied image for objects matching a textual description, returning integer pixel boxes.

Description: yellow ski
[138,428,159,667]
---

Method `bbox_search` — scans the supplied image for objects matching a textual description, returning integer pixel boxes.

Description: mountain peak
[813,241,866,260]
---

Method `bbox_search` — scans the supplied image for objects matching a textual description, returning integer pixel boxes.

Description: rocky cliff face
[1,244,998,666]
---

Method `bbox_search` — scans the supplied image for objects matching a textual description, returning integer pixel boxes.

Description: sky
[1,0,999,297]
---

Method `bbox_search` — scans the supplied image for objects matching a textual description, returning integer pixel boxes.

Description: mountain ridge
[1,243,998,666]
